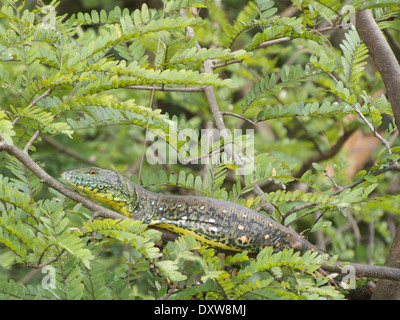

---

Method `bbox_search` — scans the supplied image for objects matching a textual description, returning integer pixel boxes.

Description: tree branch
[351,103,392,156]
[286,161,400,217]
[0,138,181,243]
[221,111,257,126]
[356,9,400,131]
[371,223,400,299]
[212,59,244,70]
[23,130,40,153]
[255,26,340,50]
[28,88,52,107]
[0,139,127,221]
[356,10,400,299]
[322,261,400,283]
[124,85,205,92]
[26,257,58,269]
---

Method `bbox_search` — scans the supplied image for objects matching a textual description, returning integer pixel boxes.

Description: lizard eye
[88,169,98,176]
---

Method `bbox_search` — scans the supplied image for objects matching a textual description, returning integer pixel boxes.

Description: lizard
[61,167,324,256]
[61,167,377,298]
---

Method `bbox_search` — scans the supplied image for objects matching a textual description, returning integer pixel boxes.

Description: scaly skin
[61,167,323,255]
[61,167,379,299]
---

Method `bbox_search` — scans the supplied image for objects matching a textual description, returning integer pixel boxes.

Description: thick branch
[356,9,400,131]
[0,140,127,221]
[371,223,400,299]
[322,261,400,283]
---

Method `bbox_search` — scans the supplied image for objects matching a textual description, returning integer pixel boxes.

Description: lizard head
[61,167,134,216]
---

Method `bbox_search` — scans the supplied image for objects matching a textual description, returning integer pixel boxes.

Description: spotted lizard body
[61,167,377,299]
[61,167,323,255]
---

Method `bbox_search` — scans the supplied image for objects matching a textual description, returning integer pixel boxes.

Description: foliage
[0,0,399,300]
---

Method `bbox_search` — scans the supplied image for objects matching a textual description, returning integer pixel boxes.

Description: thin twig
[255,26,340,50]
[23,130,40,153]
[212,59,243,70]
[29,88,52,107]
[179,145,224,165]
[89,212,100,222]
[124,85,205,92]
[351,103,392,156]
[221,111,257,126]
[323,169,342,191]
[21,88,53,152]
[255,37,293,49]
[331,162,400,196]
[67,85,76,99]
[286,161,400,217]
[12,117,20,126]
[329,64,392,157]
[138,22,164,184]
[25,257,58,269]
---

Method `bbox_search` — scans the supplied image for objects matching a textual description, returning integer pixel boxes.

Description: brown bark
[371,224,400,300]
[356,9,400,300]
[356,9,400,131]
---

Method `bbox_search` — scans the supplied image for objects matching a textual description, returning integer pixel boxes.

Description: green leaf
[340,29,369,90]
[156,260,187,282]
[0,279,27,299]
[0,120,15,145]
[364,183,378,198]
[311,221,332,233]
[363,175,377,183]
[57,233,94,269]
[312,162,323,172]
